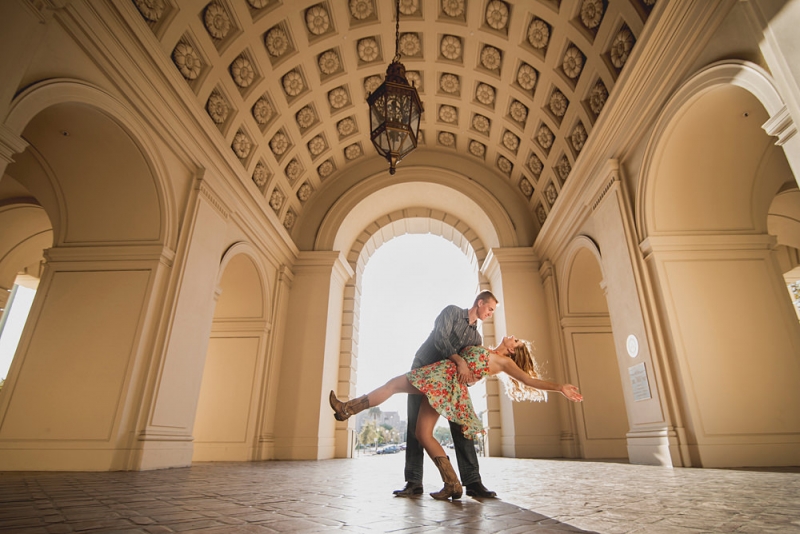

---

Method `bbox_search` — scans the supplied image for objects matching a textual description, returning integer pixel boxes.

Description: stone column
[255,265,293,460]
[481,247,563,458]
[333,278,360,458]
[539,259,581,458]
[586,164,688,467]
[273,251,354,460]
[131,179,231,470]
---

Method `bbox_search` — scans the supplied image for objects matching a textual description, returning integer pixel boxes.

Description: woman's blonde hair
[500,339,547,402]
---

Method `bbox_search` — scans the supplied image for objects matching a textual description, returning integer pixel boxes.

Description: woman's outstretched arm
[488,352,583,402]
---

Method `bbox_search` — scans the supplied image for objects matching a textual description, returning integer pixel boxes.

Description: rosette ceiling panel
[134,0,654,231]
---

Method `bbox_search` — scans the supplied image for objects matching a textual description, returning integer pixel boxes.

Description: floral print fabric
[406,346,491,440]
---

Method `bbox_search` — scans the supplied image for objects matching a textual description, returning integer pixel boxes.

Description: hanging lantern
[367,0,424,175]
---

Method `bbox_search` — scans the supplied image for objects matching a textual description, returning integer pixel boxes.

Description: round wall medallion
[626,334,639,358]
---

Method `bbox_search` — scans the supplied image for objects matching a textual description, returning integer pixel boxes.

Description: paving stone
[1,457,799,533]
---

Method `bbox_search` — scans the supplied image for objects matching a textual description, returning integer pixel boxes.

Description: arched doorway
[193,248,271,462]
[354,233,483,456]
[0,202,52,384]
[560,240,629,459]
[768,187,800,317]
[332,213,494,458]
[0,89,170,470]
[640,73,800,467]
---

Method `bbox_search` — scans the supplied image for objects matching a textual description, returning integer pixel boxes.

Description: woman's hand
[560,384,583,402]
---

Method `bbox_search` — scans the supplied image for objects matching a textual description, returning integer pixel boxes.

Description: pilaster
[274,251,354,460]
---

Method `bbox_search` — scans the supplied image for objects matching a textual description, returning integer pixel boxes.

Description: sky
[0,285,36,380]
[356,233,488,422]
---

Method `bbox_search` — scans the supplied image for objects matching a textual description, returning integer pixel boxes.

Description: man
[393,290,499,498]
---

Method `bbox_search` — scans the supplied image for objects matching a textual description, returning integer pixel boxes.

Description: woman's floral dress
[406,346,492,440]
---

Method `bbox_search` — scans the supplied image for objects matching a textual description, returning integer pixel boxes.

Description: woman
[329,335,583,500]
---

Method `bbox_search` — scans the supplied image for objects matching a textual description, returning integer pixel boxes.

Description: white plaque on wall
[629,362,651,401]
[626,334,639,358]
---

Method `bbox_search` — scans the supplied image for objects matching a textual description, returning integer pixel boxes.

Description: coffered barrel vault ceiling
[132,0,654,233]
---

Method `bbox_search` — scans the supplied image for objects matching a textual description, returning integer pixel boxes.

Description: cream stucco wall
[0,0,798,472]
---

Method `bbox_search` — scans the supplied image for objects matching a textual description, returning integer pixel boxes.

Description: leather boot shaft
[430,456,462,500]
[329,391,370,421]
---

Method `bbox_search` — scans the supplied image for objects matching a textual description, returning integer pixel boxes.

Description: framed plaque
[628,362,651,401]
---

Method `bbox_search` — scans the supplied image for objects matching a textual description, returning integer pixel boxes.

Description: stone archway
[0,81,174,471]
[558,237,628,460]
[637,62,800,467]
[332,210,495,458]
[193,244,272,462]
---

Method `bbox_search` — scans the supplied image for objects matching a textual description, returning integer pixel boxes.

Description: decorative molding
[640,233,777,255]
[21,0,71,22]
[44,244,175,265]
[137,429,193,442]
[210,320,271,333]
[539,259,555,281]
[482,247,539,278]
[197,180,230,220]
[0,123,29,164]
[294,250,354,282]
[590,172,619,212]
[307,156,523,252]
[349,209,485,273]
[560,316,612,328]
[763,105,797,145]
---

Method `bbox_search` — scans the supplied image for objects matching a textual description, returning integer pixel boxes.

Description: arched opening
[561,243,628,460]
[354,233,482,456]
[332,214,497,458]
[0,202,52,387]
[193,251,269,462]
[0,98,168,470]
[767,187,800,319]
[642,82,800,467]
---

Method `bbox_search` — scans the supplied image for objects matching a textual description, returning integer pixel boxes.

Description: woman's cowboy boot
[329,390,370,421]
[430,456,462,500]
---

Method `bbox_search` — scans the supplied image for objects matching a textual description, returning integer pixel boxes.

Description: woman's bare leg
[414,396,462,500]
[330,375,419,421]
[414,396,447,459]
[365,375,419,408]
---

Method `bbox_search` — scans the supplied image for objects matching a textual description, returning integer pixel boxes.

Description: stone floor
[1,455,799,533]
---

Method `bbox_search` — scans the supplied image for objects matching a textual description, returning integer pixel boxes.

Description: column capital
[539,259,555,281]
[481,247,539,279]
[763,105,797,146]
[295,250,354,283]
[0,122,28,165]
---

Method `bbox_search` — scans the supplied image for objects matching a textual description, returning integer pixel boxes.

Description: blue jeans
[404,394,482,486]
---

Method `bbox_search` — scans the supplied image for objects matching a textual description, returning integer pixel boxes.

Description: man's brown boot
[429,456,462,500]
[329,390,370,421]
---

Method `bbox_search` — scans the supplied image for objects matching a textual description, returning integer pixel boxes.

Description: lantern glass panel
[410,101,421,135]
[370,94,386,130]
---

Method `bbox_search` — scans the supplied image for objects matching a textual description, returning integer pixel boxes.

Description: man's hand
[456,359,477,385]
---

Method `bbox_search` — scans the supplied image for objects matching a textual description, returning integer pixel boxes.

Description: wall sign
[629,362,651,401]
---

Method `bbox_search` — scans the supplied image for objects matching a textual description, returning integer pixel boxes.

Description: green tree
[433,425,452,445]
[359,420,379,451]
